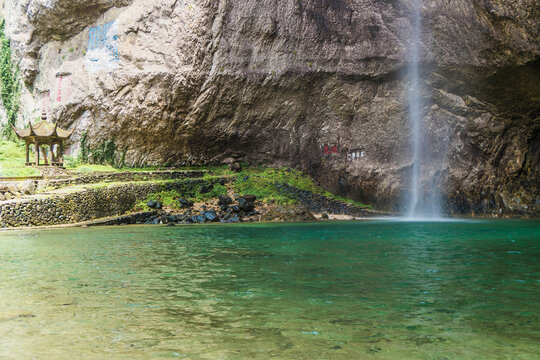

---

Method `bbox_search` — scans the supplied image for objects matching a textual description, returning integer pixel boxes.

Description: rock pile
[142,195,260,225]
[260,205,318,222]
[0,180,38,200]
[275,183,374,216]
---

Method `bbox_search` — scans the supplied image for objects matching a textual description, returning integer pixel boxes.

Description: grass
[135,165,371,210]
[69,163,163,173]
[234,166,371,208]
[0,140,40,177]
[230,166,371,208]
[232,167,314,204]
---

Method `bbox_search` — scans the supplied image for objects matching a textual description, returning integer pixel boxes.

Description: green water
[0,220,539,359]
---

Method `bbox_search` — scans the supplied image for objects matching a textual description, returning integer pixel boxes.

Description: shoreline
[1,167,536,231]
[1,212,535,233]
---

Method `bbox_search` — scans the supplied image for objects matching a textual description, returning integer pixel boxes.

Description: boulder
[204,210,219,222]
[178,198,193,208]
[192,215,206,224]
[20,181,36,195]
[238,196,256,212]
[241,195,257,203]
[218,195,233,206]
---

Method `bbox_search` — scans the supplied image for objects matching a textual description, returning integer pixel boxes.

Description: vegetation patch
[231,166,371,208]
[137,182,228,211]
[135,165,371,209]
[70,131,127,169]
[66,162,161,173]
[0,19,20,138]
[0,140,40,177]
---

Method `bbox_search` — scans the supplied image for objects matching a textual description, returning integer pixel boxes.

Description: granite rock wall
[1,0,538,215]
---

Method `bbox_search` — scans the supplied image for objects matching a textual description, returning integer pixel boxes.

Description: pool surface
[1,220,539,359]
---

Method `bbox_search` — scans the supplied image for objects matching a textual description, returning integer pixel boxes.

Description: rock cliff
[1,0,539,216]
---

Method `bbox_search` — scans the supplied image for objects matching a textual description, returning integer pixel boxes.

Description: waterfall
[406,0,441,218]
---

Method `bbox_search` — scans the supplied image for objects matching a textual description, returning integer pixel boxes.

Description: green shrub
[76,132,124,168]
[0,19,20,138]
[63,155,80,168]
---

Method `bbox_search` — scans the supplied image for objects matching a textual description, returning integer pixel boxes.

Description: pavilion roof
[12,121,74,140]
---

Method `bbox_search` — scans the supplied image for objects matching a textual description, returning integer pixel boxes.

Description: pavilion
[11,111,73,167]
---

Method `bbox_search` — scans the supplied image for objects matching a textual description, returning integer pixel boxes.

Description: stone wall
[0,170,205,200]
[46,170,206,189]
[0,179,208,228]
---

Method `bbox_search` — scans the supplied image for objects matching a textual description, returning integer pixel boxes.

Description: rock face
[1,0,538,216]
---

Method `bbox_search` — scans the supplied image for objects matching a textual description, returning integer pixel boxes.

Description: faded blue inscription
[86,21,119,71]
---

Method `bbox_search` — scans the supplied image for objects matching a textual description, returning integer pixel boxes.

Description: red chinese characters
[56,76,63,102]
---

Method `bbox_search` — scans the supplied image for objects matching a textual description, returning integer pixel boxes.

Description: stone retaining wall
[46,170,206,189]
[0,179,210,228]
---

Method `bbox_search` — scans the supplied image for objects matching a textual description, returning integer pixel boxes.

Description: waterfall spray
[406,0,441,218]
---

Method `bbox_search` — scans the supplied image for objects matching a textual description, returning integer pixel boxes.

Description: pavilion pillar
[35,141,40,166]
[25,141,29,165]
[59,141,64,166]
[42,145,48,165]
[50,140,54,165]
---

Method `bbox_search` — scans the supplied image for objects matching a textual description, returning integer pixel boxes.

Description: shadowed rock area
[0,0,538,216]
